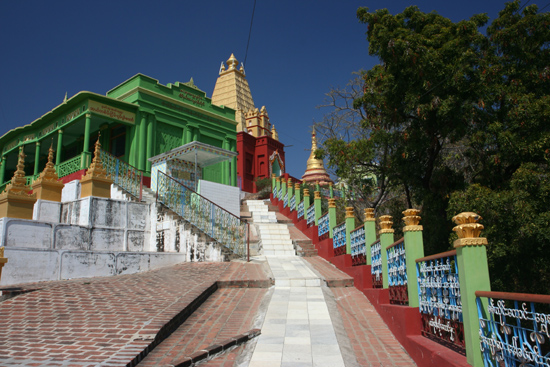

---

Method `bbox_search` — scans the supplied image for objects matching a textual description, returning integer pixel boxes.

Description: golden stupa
[301,128,333,185]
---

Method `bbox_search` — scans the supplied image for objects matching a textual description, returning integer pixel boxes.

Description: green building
[0,74,238,189]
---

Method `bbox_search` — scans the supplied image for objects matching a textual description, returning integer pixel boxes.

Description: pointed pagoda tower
[212,54,285,192]
[301,128,333,185]
[212,54,255,132]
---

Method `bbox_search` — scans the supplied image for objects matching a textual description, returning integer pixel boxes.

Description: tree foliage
[318,1,550,293]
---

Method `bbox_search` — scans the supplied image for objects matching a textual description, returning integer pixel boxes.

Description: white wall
[197,179,241,218]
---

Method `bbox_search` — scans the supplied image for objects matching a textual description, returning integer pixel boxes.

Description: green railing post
[379,215,394,289]
[345,207,356,254]
[294,183,301,210]
[453,212,491,367]
[402,209,425,308]
[276,176,281,199]
[329,182,334,198]
[287,178,293,206]
[364,208,376,265]
[314,190,322,225]
[271,173,276,194]
[303,189,310,213]
[328,198,337,238]
[281,178,287,204]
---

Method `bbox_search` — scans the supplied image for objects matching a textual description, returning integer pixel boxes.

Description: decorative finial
[379,215,394,234]
[314,190,321,199]
[0,146,35,198]
[63,92,68,103]
[452,212,488,247]
[328,198,336,208]
[364,208,375,221]
[240,63,245,75]
[345,207,354,218]
[403,209,422,232]
[227,54,238,70]
[219,61,226,74]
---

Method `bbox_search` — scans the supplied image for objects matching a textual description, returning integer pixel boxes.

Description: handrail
[386,237,405,250]
[416,250,457,263]
[476,290,550,304]
[156,170,248,259]
[99,149,143,201]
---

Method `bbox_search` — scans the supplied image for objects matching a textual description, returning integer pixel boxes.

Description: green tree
[353,5,488,254]
[319,1,550,294]
[449,1,550,294]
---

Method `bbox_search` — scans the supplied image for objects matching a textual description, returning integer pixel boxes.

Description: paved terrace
[0,241,415,367]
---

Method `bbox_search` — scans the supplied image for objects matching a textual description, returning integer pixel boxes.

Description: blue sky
[0,0,517,178]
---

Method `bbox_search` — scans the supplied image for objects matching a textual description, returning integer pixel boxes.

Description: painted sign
[178,90,205,107]
[89,100,135,124]
[66,106,83,123]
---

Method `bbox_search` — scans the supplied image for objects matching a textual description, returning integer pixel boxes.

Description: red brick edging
[170,329,261,367]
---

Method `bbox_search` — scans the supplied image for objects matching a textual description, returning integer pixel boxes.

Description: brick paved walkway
[0,263,232,367]
[331,287,416,367]
[139,288,268,367]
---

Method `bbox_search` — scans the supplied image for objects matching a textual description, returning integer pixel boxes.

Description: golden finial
[328,198,336,208]
[304,189,310,197]
[403,208,422,232]
[452,212,488,247]
[227,53,238,70]
[379,215,394,234]
[364,208,375,222]
[345,207,354,218]
[287,178,292,188]
[314,190,321,199]
[294,183,300,190]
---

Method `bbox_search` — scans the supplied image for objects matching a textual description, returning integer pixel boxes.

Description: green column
[329,182,334,198]
[271,174,276,194]
[303,189,310,212]
[276,177,281,199]
[186,125,193,143]
[294,183,301,208]
[81,113,92,169]
[231,140,237,187]
[402,209,425,308]
[146,114,155,173]
[328,198,337,238]
[364,208,376,265]
[287,179,293,205]
[345,207,356,254]
[223,138,230,185]
[0,156,5,184]
[193,127,200,142]
[138,113,147,171]
[453,212,491,367]
[314,190,322,225]
[281,178,287,205]
[56,129,63,165]
[33,141,41,176]
[379,215,395,289]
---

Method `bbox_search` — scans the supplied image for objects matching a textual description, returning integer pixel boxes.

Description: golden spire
[301,127,333,185]
[82,137,109,180]
[2,147,33,195]
[212,53,255,132]
[305,128,325,171]
[271,125,279,141]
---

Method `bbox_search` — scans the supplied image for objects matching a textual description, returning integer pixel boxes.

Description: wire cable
[243,0,257,68]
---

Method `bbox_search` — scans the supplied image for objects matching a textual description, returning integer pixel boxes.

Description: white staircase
[246,200,295,257]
